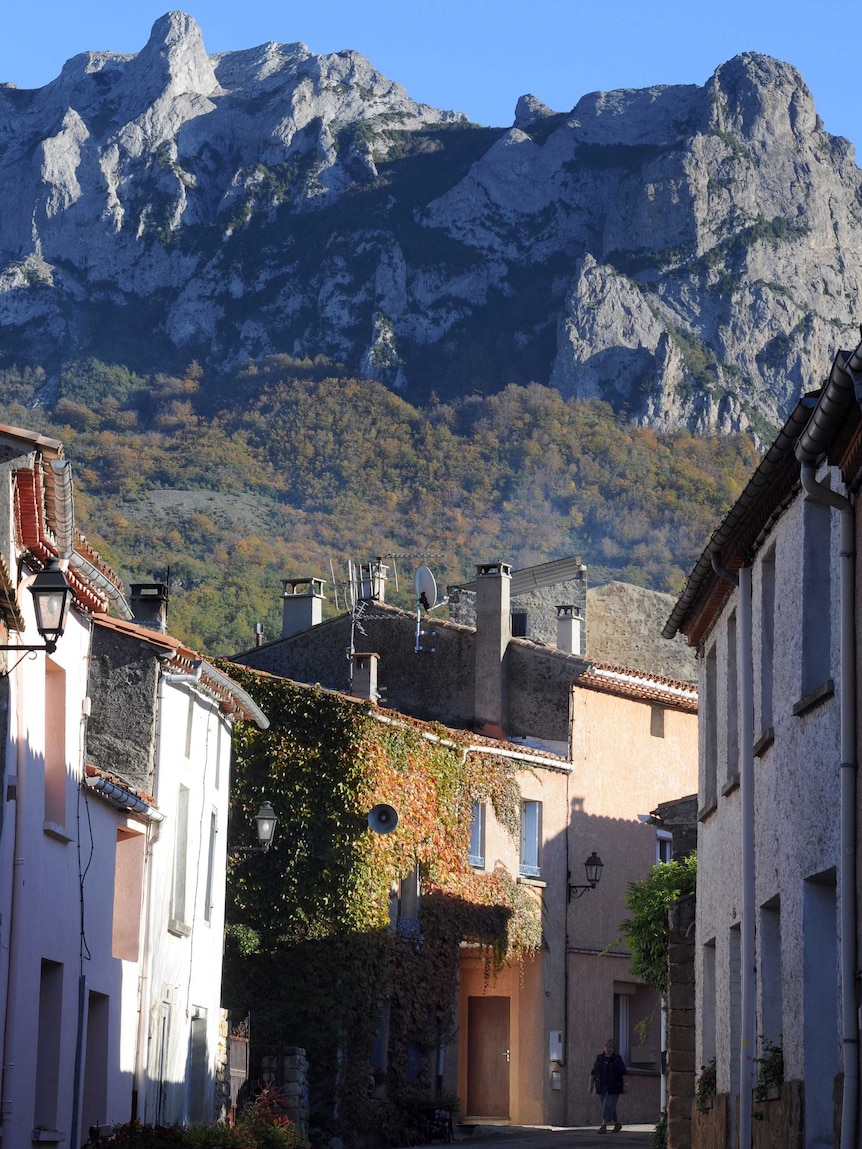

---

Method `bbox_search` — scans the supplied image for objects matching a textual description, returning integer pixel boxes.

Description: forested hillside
[0,356,757,654]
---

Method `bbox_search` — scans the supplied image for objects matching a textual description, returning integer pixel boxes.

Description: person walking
[589,1038,627,1133]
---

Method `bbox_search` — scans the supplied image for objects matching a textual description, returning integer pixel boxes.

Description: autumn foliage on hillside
[0,356,758,654]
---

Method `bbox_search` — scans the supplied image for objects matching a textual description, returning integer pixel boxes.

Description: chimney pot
[351,652,380,701]
[474,561,511,731]
[555,604,582,655]
[281,577,325,638]
[130,583,169,634]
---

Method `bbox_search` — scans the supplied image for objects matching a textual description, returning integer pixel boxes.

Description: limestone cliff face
[0,14,859,434]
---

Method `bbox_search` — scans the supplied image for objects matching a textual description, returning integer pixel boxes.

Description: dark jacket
[591,1051,627,1095]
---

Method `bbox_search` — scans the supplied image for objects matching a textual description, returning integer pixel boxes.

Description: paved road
[420,1125,655,1149]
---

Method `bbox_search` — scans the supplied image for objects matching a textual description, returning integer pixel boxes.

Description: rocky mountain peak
[514,93,557,129]
[707,52,819,147]
[0,21,858,439]
[135,11,218,99]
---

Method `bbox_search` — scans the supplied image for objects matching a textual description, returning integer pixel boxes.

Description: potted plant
[754,1036,784,1102]
[695,1058,717,1110]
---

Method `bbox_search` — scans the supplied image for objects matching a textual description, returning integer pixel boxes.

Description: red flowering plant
[95,1091,307,1148]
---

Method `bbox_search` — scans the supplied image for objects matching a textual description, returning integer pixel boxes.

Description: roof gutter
[663,395,817,641]
[49,459,134,621]
[84,775,165,823]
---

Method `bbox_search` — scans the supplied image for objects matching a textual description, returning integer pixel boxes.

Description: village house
[663,334,862,1149]
[0,424,266,1147]
[231,558,699,1127]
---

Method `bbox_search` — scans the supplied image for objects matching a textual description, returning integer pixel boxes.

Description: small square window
[511,612,528,638]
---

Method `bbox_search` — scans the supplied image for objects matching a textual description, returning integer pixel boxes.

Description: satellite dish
[367,803,399,834]
[415,565,437,612]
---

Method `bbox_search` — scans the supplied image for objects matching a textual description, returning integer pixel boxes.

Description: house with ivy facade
[230,558,698,1130]
[0,424,267,1147]
[663,335,862,1149]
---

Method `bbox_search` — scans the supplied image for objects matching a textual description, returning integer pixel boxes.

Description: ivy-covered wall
[219,665,542,1144]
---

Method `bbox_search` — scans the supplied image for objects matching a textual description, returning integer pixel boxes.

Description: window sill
[168,918,191,938]
[721,774,740,797]
[753,728,775,758]
[43,822,73,843]
[31,1131,65,1143]
[468,855,485,869]
[517,876,547,888]
[793,679,834,717]
[698,801,717,823]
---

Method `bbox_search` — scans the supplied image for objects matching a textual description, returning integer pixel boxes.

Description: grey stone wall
[667,894,696,1149]
[235,611,478,728]
[448,576,587,650]
[87,627,160,792]
[281,1047,310,1138]
[508,643,580,744]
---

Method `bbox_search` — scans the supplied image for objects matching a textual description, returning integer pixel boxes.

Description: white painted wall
[695,473,844,1121]
[137,678,231,1126]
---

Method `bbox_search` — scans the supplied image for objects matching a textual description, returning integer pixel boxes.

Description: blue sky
[2,1,860,150]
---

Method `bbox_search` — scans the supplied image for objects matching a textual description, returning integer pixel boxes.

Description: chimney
[130,583,169,634]
[556,604,582,655]
[474,562,511,734]
[357,559,388,602]
[351,652,380,701]
[281,578,325,638]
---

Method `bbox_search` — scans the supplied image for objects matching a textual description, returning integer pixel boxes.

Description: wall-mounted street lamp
[568,852,604,901]
[234,800,278,856]
[0,558,74,657]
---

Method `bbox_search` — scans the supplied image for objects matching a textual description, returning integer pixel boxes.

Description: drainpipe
[711,551,756,1147]
[799,462,857,1149]
[0,661,27,1136]
[738,565,756,1146]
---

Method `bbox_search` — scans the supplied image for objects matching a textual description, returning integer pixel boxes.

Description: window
[113,827,146,960]
[613,988,631,1064]
[44,659,67,828]
[802,499,831,696]
[729,923,741,1092]
[511,611,528,638]
[702,646,718,815]
[156,1000,171,1125]
[34,959,63,1131]
[702,939,717,1065]
[520,800,542,878]
[170,785,190,934]
[615,982,659,1068]
[187,1008,208,1123]
[760,548,776,734]
[204,810,217,924]
[215,722,225,791]
[656,830,673,864]
[81,991,109,1141]
[185,693,195,758]
[650,705,665,738]
[759,897,782,1050]
[726,611,739,786]
[468,801,485,868]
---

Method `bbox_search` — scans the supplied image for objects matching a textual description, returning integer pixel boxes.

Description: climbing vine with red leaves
[218,665,541,1144]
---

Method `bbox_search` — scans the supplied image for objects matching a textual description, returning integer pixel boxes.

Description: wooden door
[466,996,510,1118]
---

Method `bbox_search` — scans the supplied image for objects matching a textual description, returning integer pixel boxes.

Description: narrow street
[425,1124,655,1149]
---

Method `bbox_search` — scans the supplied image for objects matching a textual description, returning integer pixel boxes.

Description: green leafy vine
[219,666,541,1142]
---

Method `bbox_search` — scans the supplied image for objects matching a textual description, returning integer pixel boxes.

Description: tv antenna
[414,564,447,653]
